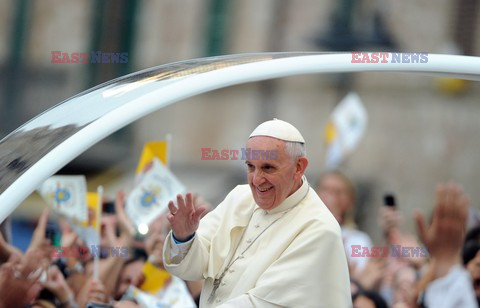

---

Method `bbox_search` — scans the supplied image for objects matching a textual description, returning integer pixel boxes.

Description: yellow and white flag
[37,175,88,222]
[140,261,172,294]
[127,158,185,227]
[123,280,196,308]
[324,92,368,170]
[136,141,168,173]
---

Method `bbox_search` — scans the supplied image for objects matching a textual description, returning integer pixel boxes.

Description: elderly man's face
[245,136,307,210]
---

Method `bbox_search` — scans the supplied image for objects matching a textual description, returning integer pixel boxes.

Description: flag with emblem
[127,158,185,227]
[37,175,88,222]
[136,140,169,174]
[324,92,368,170]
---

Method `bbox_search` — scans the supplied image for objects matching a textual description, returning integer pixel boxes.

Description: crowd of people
[316,171,479,308]
[0,191,209,307]
[1,171,477,307]
[0,119,478,307]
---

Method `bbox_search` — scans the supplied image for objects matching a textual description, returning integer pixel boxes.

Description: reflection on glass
[0,53,302,195]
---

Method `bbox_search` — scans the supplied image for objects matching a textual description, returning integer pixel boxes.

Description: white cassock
[163,177,352,308]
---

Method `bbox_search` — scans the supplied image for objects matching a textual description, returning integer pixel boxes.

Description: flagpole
[93,185,103,281]
[165,133,172,169]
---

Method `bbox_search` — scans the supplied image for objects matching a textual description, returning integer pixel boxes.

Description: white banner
[325,92,368,169]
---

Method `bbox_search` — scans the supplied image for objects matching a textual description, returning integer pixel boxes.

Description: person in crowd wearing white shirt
[316,170,373,272]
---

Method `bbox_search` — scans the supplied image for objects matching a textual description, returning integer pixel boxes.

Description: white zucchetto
[249,118,305,143]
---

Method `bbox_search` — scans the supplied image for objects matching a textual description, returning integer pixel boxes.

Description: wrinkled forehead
[245,136,289,163]
[246,136,286,151]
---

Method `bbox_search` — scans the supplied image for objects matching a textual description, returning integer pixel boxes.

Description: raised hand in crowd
[27,208,52,262]
[96,191,135,299]
[102,191,135,249]
[43,265,76,307]
[0,250,44,307]
[115,190,136,237]
[167,193,206,241]
[377,198,426,296]
[60,230,89,298]
[414,182,477,307]
[415,182,469,278]
[82,279,109,307]
[59,221,79,249]
[379,206,404,241]
[379,202,425,268]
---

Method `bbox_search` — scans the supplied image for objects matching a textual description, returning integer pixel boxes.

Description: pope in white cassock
[162,119,351,307]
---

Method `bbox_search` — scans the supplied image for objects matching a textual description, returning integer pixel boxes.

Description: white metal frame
[0,52,479,222]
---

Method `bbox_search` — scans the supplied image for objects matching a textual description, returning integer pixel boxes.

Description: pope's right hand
[167,193,206,242]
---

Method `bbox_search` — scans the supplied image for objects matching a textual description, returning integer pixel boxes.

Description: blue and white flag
[37,175,88,222]
[127,158,185,227]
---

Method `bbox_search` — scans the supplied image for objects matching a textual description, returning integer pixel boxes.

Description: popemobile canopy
[0,52,479,222]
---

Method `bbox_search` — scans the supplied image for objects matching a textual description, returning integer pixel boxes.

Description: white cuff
[169,232,194,260]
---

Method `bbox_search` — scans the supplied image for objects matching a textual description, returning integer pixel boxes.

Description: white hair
[284,141,306,160]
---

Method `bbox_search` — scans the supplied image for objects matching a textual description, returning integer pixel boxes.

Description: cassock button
[229,269,235,273]
[246,239,252,244]
[221,281,226,286]
[254,224,260,228]
[216,298,221,303]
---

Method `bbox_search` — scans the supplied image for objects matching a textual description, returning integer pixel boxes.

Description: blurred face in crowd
[115,260,145,299]
[245,137,307,210]
[392,265,417,306]
[353,295,376,308]
[316,172,355,224]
